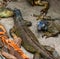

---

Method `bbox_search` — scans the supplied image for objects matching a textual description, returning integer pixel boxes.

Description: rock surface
[47,0,60,14]
[0,0,60,59]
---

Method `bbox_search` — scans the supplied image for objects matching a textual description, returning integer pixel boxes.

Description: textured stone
[0,0,60,59]
[47,0,60,14]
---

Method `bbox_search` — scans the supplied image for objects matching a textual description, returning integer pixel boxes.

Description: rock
[46,0,60,14]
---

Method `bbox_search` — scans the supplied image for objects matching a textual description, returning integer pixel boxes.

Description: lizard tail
[33,53,40,59]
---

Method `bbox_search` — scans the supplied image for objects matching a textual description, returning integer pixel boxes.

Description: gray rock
[46,0,60,14]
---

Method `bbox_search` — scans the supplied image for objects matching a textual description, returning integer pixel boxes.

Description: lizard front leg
[9,27,22,47]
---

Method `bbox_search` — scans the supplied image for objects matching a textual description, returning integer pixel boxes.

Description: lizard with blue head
[10,8,58,59]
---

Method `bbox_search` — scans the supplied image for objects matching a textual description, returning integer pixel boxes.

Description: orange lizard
[0,24,29,59]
